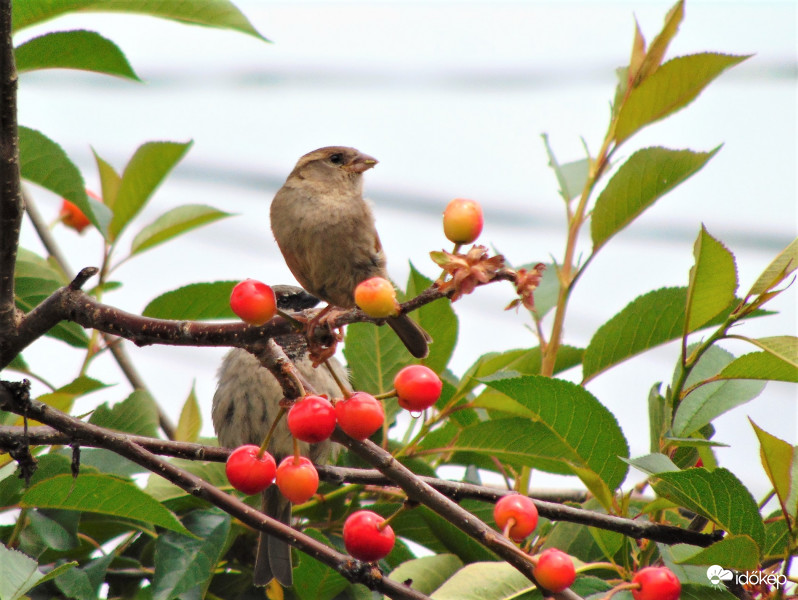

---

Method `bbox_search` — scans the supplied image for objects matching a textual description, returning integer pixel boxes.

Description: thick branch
[0,1,22,337]
[0,382,430,600]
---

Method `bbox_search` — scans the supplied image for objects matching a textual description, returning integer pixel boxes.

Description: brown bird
[212,333,347,587]
[270,146,431,358]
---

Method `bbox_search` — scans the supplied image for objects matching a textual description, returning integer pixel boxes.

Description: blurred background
[12,1,797,496]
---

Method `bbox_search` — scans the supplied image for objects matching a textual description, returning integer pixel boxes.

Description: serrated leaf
[108,141,193,240]
[748,237,798,296]
[591,147,718,252]
[685,226,737,332]
[626,452,680,476]
[651,467,765,549]
[615,53,750,143]
[21,474,190,536]
[15,30,140,80]
[405,264,457,373]
[174,384,201,443]
[292,529,349,600]
[674,534,760,570]
[54,553,114,600]
[142,281,236,320]
[12,0,268,41]
[763,515,790,561]
[751,421,798,520]
[389,554,463,595]
[582,287,766,382]
[344,321,414,394]
[92,148,120,209]
[19,126,111,235]
[0,543,77,600]
[634,0,684,84]
[672,345,765,437]
[88,390,159,437]
[430,561,532,600]
[471,375,629,491]
[151,510,230,600]
[130,204,231,255]
[718,336,798,383]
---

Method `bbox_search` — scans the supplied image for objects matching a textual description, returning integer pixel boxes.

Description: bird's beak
[345,153,378,174]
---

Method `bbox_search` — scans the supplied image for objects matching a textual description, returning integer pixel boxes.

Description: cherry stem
[598,582,638,600]
[293,437,301,464]
[258,407,287,457]
[501,517,517,540]
[377,503,409,531]
[373,389,397,400]
[324,359,350,398]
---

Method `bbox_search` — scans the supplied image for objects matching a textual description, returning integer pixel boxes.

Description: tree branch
[0,0,22,339]
[0,381,431,600]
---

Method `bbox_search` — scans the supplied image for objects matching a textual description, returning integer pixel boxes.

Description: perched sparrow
[270,146,431,358]
[212,312,348,586]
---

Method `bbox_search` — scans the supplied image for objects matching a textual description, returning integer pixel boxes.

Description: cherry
[335,392,385,440]
[632,566,681,600]
[354,277,400,318]
[275,456,319,504]
[443,198,483,244]
[343,510,396,562]
[533,548,576,593]
[394,365,442,411]
[225,444,276,495]
[59,191,99,233]
[229,279,277,326]
[287,395,337,443]
[493,493,539,542]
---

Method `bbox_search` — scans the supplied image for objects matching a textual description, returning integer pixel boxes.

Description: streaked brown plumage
[270,146,431,358]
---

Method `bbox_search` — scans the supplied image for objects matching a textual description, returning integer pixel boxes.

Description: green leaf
[672,345,765,437]
[429,561,532,600]
[748,237,798,296]
[634,0,684,84]
[591,147,719,252]
[142,281,236,320]
[405,264,458,374]
[174,384,201,443]
[685,226,737,332]
[92,148,120,209]
[151,510,230,600]
[751,420,798,520]
[0,543,77,600]
[473,375,629,492]
[15,30,140,80]
[626,452,680,476]
[12,0,268,41]
[680,585,738,600]
[130,204,231,256]
[528,262,559,319]
[582,287,766,382]
[718,336,798,383]
[292,529,349,600]
[19,126,111,235]
[674,534,761,570]
[651,467,765,550]
[109,141,193,240]
[542,133,589,202]
[21,474,191,536]
[389,555,463,596]
[54,553,114,600]
[763,514,790,562]
[344,321,414,395]
[614,53,750,143]
[88,390,159,437]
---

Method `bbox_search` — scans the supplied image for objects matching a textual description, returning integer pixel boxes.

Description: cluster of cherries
[493,494,681,599]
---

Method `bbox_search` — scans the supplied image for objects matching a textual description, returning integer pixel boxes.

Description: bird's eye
[329,153,344,164]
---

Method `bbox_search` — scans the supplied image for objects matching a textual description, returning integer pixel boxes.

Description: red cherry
[343,510,396,562]
[275,456,319,504]
[287,395,336,443]
[225,444,276,495]
[229,279,277,326]
[354,277,400,318]
[493,493,539,542]
[632,567,681,600]
[533,548,576,593]
[335,392,385,440]
[394,365,442,411]
[443,198,483,244]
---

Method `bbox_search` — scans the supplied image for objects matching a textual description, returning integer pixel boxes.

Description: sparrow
[212,289,348,587]
[270,146,431,359]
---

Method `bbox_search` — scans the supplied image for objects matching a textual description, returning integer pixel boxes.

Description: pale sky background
[11,1,797,498]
